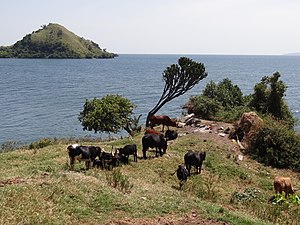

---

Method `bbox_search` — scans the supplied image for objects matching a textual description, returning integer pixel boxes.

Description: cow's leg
[69,157,75,170]
[187,165,191,176]
[134,153,137,162]
[159,147,163,157]
[143,149,147,159]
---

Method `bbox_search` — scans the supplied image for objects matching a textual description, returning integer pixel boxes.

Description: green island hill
[0,23,117,59]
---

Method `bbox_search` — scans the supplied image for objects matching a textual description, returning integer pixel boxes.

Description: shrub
[105,168,133,193]
[183,78,245,121]
[183,95,222,120]
[249,120,300,171]
[29,138,52,149]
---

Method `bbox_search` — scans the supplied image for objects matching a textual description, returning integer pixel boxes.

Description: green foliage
[184,95,222,120]
[0,23,117,59]
[147,57,207,126]
[249,72,294,126]
[105,168,133,193]
[230,188,263,204]
[203,79,244,110]
[249,120,300,171]
[29,138,52,149]
[78,94,136,134]
[184,78,244,121]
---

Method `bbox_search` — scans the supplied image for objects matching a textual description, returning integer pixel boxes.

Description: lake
[0,54,299,145]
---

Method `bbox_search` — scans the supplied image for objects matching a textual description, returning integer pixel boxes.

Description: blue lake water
[0,54,299,145]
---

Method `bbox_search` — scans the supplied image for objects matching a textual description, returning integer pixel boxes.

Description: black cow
[165,129,178,141]
[99,151,118,170]
[184,150,206,175]
[67,144,102,170]
[116,144,137,163]
[172,164,189,189]
[142,133,167,159]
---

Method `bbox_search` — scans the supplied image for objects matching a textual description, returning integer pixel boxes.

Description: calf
[184,150,206,175]
[100,151,118,170]
[116,144,137,163]
[274,176,296,198]
[67,144,101,170]
[172,164,189,189]
[142,133,167,159]
[165,129,178,141]
[149,114,177,132]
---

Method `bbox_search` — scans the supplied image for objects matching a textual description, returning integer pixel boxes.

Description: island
[0,23,117,59]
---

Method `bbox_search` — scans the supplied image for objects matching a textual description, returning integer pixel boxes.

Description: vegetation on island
[0,23,117,59]
[1,57,300,224]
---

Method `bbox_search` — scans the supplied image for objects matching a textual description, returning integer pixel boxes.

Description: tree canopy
[78,95,136,134]
[146,57,207,126]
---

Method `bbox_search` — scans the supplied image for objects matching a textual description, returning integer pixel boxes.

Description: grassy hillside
[0,23,117,58]
[1,124,300,224]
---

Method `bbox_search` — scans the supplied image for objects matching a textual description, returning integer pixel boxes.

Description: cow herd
[66,114,298,197]
[67,128,179,169]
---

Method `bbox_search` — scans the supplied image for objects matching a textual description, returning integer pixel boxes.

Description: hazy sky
[1,0,300,55]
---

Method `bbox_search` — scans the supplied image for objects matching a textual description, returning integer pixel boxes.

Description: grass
[0,130,299,224]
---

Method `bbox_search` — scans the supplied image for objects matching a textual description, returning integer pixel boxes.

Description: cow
[184,150,206,175]
[149,114,177,132]
[165,129,178,141]
[99,151,119,170]
[144,129,161,135]
[115,144,137,163]
[172,164,189,189]
[142,133,167,159]
[67,144,102,170]
[274,176,296,198]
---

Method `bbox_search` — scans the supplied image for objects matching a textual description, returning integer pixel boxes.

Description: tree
[183,78,244,120]
[203,78,244,110]
[78,94,136,134]
[146,57,208,126]
[249,72,294,125]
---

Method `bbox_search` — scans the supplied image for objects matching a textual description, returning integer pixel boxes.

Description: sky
[1,0,300,55]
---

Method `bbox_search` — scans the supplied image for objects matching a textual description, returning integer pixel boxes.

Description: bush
[249,120,300,171]
[105,168,133,193]
[184,95,222,120]
[183,78,245,121]
[29,138,52,149]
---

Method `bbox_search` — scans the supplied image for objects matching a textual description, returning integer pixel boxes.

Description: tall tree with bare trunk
[146,57,208,127]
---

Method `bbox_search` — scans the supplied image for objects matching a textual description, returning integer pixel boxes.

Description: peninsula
[0,23,117,59]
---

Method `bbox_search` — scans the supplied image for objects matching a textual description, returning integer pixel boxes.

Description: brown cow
[144,129,161,135]
[274,176,296,198]
[149,114,177,132]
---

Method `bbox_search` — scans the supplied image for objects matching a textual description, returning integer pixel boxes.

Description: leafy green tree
[184,95,222,120]
[78,95,136,134]
[249,72,294,126]
[203,78,244,110]
[146,57,207,126]
[184,78,244,120]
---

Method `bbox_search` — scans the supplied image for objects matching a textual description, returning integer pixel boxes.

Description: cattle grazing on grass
[142,133,167,159]
[274,176,296,198]
[149,114,177,132]
[172,164,189,189]
[115,144,137,163]
[99,151,119,170]
[165,129,178,141]
[184,150,206,175]
[67,144,102,170]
